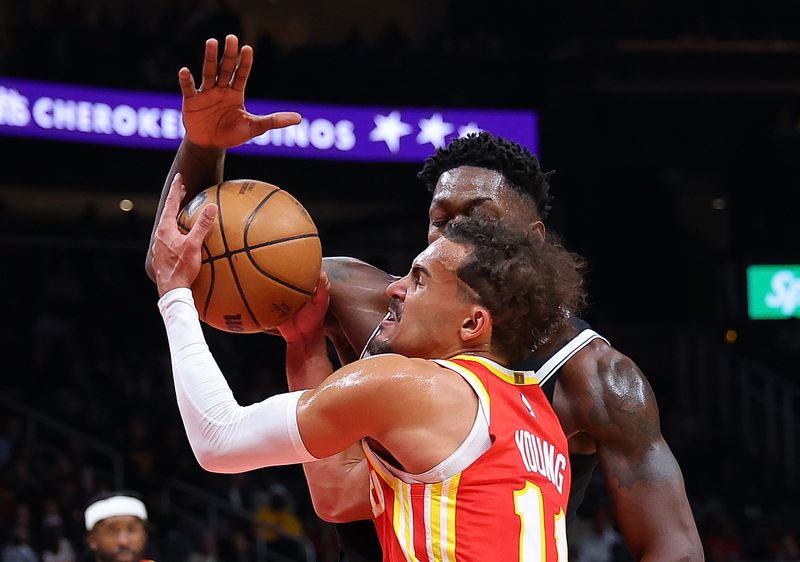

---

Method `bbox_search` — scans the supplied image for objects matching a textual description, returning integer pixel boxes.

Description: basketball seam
[202,241,215,320]
[216,182,262,330]
[242,190,317,297]
[200,233,319,264]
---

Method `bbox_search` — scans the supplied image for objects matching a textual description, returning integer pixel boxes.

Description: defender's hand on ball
[277,272,331,343]
[180,34,302,149]
[153,173,218,297]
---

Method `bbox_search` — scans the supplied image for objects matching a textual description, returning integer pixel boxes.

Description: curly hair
[443,215,586,362]
[417,132,554,219]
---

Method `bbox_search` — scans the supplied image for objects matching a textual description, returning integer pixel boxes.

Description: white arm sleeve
[158,288,318,473]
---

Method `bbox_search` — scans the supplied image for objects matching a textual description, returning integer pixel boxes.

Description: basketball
[177,179,322,333]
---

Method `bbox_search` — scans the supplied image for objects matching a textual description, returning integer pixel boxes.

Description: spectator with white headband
[83,492,153,562]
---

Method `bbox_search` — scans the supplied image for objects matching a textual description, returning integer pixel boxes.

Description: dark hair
[443,215,586,362]
[417,132,554,219]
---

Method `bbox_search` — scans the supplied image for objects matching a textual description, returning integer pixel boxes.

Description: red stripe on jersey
[366,356,570,561]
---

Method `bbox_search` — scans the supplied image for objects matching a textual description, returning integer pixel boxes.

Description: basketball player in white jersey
[145,35,703,561]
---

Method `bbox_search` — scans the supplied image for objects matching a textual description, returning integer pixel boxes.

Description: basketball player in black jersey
[145,35,703,561]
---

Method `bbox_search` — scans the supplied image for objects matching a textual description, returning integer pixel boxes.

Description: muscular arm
[322,256,396,364]
[145,140,224,281]
[564,343,703,561]
[277,258,393,521]
[159,288,466,488]
[279,278,373,522]
[145,34,300,282]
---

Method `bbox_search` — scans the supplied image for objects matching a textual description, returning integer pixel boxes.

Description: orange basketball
[177,179,322,333]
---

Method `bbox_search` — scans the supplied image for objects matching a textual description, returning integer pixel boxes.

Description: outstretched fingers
[250,112,303,137]
[217,34,239,87]
[178,67,197,100]
[200,38,219,91]
[231,44,253,92]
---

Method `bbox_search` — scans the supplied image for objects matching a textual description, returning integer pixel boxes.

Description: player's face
[88,516,146,562]
[368,238,479,358]
[428,166,542,243]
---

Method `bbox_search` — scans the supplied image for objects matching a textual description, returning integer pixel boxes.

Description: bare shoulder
[558,339,661,448]
[325,354,475,429]
[343,354,468,393]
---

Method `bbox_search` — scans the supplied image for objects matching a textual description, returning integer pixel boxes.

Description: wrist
[282,325,326,346]
[182,135,227,152]
[157,278,192,298]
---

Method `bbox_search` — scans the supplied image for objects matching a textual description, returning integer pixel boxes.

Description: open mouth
[387,299,402,323]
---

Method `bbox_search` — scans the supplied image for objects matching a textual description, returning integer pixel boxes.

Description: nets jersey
[363,355,571,562]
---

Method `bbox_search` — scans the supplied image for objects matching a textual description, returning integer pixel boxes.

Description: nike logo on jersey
[514,429,567,494]
[520,393,536,418]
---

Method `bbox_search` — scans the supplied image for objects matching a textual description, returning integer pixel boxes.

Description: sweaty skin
[147,35,702,562]
[322,257,702,561]
[319,165,702,560]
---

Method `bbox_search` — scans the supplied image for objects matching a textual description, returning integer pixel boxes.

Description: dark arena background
[1,2,799,561]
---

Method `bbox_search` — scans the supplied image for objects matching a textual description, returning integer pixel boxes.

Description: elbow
[641,536,704,562]
[670,526,705,562]
[144,254,156,283]
[313,499,362,524]
[308,486,369,523]
[191,443,238,474]
[676,541,705,562]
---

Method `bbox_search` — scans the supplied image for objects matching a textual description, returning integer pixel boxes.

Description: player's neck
[448,348,507,365]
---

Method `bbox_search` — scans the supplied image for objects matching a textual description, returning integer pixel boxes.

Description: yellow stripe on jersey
[451,354,540,386]
[390,476,413,562]
[445,472,461,561]
[423,485,435,562]
[362,439,465,561]
[430,482,443,561]
[401,481,421,562]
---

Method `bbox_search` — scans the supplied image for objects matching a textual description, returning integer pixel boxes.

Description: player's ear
[460,306,491,343]
[530,220,545,240]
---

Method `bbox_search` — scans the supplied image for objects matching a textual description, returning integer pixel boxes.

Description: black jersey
[333,316,607,560]
[509,316,604,521]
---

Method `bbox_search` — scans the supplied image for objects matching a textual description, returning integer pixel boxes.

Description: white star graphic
[458,122,482,138]
[369,111,412,153]
[417,113,455,148]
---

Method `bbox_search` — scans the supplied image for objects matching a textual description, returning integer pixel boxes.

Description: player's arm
[145,34,301,282]
[160,281,411,505]
[322,256,397,364]
[152,180,409,522]
[567,343,703,561]
[277,271,374,522]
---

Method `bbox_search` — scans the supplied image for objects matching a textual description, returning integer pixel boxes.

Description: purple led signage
[0,77,538,162]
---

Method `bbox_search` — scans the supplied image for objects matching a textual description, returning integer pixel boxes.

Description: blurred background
[1,1,799,560]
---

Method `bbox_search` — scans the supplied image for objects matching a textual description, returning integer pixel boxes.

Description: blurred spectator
[186,532,219,562]
[571,504,623,562]
[84,491,152,562]
[703,509,743,562]
[39,498,75,562]
[2,524,38,562]
[253,491,304,560]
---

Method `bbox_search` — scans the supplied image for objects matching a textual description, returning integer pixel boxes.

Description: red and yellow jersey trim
[447,354,541,386]
[364,444,462,561]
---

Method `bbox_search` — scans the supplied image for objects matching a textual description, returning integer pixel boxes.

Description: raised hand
[179,34,301,148]
[152,173,218,297]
